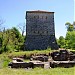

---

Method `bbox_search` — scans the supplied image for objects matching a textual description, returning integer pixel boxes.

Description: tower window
[33,31,35,33]
[38,16,39,19]
[38,31,39,34]
[46,16,47,19]
[53,17,54,19]
[42,16,43,19]
[34,16,35,18]
[46,31,48,34]
[42,31,44,34]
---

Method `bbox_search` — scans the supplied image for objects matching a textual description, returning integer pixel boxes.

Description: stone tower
[25,10,58,50]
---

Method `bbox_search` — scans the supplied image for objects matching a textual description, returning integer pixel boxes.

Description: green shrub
[0,54,11,68]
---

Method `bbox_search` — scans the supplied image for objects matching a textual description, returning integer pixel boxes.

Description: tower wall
[25,11,58,50]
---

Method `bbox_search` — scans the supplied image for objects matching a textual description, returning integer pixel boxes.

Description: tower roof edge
[26,10,54,13]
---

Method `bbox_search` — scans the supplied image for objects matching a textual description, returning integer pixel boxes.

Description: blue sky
[0,0,74,38]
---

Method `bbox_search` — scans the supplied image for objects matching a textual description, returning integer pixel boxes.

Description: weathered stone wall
[25,11,58,50]
[26,13,55,36]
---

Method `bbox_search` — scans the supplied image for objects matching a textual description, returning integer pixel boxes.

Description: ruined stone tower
[25,10,58,50]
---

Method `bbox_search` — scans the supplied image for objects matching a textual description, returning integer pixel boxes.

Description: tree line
[57,21,75,50]
[0,27,25,53]
[0,20,75,53]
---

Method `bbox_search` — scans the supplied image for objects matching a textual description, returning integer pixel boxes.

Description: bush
[0,54,11,68]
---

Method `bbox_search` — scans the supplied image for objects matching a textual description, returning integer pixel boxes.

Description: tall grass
[0,48,52,68]
[0,53,11,68]
[0,67,75,75]
[0,49,75,68]
[8,48,52,59]
[0,49,75,75]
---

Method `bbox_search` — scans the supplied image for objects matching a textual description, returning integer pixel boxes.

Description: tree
[65,22,75,31]
[65,21,75,49]
[17,23,26,36]
[0,32,3,48]
[0,27,24,53]
[0,19,5,53]
[65,31,75,49]
[57,36,65,48]
[11,27,24,50]
[0,18,5,32]
[0,19,4,26]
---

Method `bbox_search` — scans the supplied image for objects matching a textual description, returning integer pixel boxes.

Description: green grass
[0,49,75,68]
[8,48,53,59]
[0,49,52,68]
[0,53,11,68]
[0,67,75,75]
[0,49,75,75]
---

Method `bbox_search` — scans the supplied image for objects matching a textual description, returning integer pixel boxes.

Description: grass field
[0,49,75,75]
[0,67,75,75]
